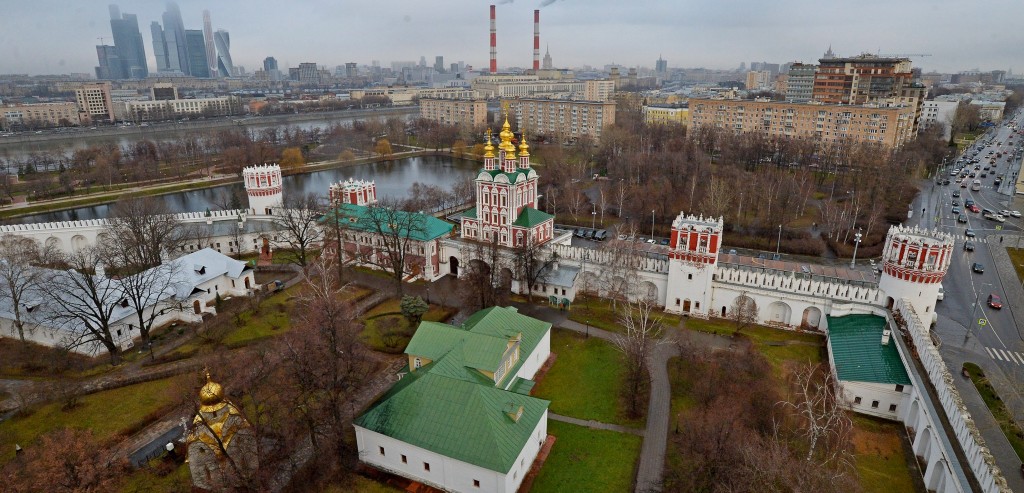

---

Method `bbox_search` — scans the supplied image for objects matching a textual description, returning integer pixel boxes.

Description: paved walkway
[548,413,644,436]
[512,303,737,493]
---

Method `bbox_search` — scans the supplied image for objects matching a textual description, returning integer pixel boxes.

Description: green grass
[221,289,297,346]
[359,298,457,353]
[851,415,921,493]
[0,376,183,464]
[118,461,192,493]
[1008,248,1024,282]
[963,362,1024,460]
[531,420,641,493]
[568,295,682,334]
[327,476,404,493]
[532,329,642,427]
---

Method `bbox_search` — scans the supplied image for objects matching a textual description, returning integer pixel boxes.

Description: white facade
[355,411,547,493]
[837,380,911,421]
[919,100,959,139]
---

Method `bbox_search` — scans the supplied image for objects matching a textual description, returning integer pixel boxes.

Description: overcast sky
[2,0,1021,76]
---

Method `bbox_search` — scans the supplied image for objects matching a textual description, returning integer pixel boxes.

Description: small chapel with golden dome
[186,371,258,492]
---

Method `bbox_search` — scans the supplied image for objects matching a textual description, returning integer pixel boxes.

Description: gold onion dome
[518,133,530,157]
[498,117,516,154]
[199,371,227,413]
[483,130,495,158]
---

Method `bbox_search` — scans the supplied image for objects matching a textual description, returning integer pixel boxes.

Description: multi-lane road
[913,111,1024,486]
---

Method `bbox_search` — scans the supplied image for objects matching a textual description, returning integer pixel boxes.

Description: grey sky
[1,0,1021,76]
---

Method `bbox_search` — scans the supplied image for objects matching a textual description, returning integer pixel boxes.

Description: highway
[914,109,1024,487]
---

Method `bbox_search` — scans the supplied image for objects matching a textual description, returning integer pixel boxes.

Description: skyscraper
[203,10,218,77]
[95,45,122,80]
[104,5,148,79]
[151,21,169,72]
[162,2,188,74]
[214,30,234,76]
[185,30,210,78]
[434,56,445,73]
[655,55,667,74]
[263,57,277,72]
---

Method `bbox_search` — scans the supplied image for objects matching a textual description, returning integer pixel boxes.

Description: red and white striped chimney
[490,5,497,74]
[533,10,540,71]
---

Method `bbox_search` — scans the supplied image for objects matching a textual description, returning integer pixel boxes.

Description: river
[7,155,478,224]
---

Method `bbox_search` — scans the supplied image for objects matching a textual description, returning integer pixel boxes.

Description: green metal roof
[355,361,550,472]
[481,169,530,182]
[509,377,536,395]
[320,203,453,242]
[512,207,554,228]
[827,315,911,386]
[460,207,477,220]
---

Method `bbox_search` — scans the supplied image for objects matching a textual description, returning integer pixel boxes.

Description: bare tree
[112,260,187,353]
[512,233,556,302]
[41,248,126,365]
[352,198,430,295]
[613,298,664,418]
[0,236,48,343]
[459,236,510,312]
[729,292,759,336]
[779,363,855,466]
[271,193,325,269]
[0,428,128,493]
[103,195,186,268]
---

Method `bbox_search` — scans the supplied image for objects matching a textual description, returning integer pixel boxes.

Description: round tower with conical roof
[877,225,954,324]
[242,163,283,215]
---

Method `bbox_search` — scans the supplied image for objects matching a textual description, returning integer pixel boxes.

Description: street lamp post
[586,319,590,338]
[850,229,863,269]
[591,206,597,231]
[966,282,992,343]
[651,209,656,241]
[775,225,782,257]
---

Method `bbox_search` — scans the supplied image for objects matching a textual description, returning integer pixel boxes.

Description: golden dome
[498,116,514,143]
[199,371,227,413]
[518,133,530,157]
[483,130,495,158]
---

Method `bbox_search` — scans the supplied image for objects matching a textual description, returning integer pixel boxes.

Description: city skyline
[1,0,1022,76]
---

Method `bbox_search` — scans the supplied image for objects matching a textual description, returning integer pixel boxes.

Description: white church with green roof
[354,306,552,493]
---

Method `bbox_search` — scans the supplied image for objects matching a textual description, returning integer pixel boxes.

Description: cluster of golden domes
[483,115,529,159]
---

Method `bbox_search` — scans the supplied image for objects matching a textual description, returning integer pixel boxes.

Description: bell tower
[877,225,953,325]
[665,213,722,315]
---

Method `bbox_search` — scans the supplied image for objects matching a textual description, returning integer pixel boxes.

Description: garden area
[0,375,185,465]
[532,328,644,428]
[530,420,642,493]
[359,297,457,353]
[851,415,924,493]
[567,294,682,334]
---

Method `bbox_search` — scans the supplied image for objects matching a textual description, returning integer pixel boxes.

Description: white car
[1012,210,1022,218]
[999,209,1012,216]
[992,214,1007,223]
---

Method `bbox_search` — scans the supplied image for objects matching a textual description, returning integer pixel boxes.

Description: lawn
[532,329,642,427]
[851,414,922,493]
[963,362,1024,461]
[0,376,184,465]
[530,420,641,493]
[359,298,457,353]
[568,295,682,334]
[682,317,824,376]
[1008,248,1024,282]
[119,461,191,493]
[221,288,298,346]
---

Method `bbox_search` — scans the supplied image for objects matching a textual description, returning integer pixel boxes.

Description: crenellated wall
[893,298,1010,493]
[714,262,879,305]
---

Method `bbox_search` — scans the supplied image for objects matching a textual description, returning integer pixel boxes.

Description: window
[853,396,862,405]
[675,298,680,306]
[401,455,407,464]
[473,479,481,488]
[871,400,879,409]
[414,357,422,369]
[378,446,385,456]
[889,404,898,412]
[687,274,692,280]
[424,462,431,472]
[895,384,904,392]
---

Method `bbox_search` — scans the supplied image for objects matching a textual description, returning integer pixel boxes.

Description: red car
[968,204,981,213]
[988,294,1003,309]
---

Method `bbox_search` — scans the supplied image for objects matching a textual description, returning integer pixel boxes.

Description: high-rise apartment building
[106,5,148,79]
[95,45,122,80]
[812,55,916,105]
[75,83,116,124]
[297,63,320,84]
[689,98,917,148]
[345,62,358,78]
[184,30,210,78]
[419,99,487,128]
[263,57,278,72]
[503,98,616,141]
[202,11,218,77]
[655,56,668,74]
[214,30,234,76]
[785,63,816,102]
[434,56,445,73]
[542,46,553,70]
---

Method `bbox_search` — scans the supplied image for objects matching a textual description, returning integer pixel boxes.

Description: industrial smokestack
[490,5,497,74]
[533,10,540,71]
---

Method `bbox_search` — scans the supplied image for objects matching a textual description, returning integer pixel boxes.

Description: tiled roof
[320,203,453,242]
[827,314,910,386]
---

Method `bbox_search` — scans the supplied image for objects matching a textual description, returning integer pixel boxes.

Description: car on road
[660,238,669,245]
[1000,209,1012,217]
[1012,210,1022,218]
[952,200,961,206]
[972,262,985,273]
[952,191,961,198]
[987,294,1003,309]
[991,214,1006,222]
[958,214,968,223]
[965,229,976,237]
[968,204,981,213]
[952,206,961,214]
[937,285,944,301]
[963,241,975,251]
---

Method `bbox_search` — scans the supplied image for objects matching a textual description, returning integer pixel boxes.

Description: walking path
[548,413,644,436]
[512,303,737,493]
